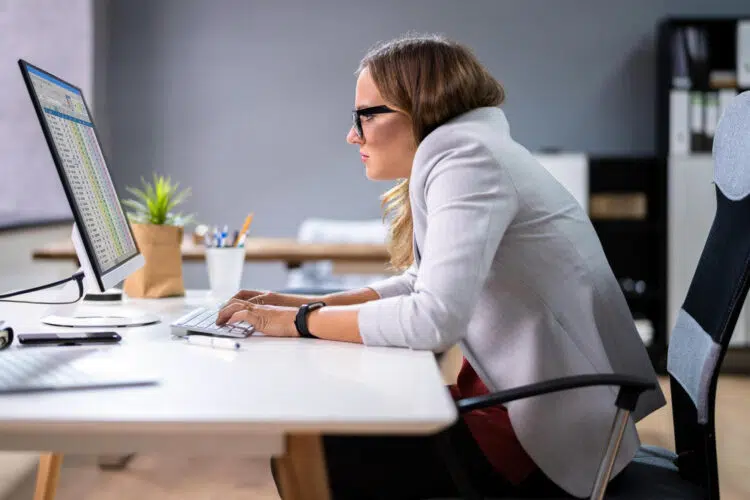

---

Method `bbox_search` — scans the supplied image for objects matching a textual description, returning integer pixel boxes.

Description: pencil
[235,213,254,247]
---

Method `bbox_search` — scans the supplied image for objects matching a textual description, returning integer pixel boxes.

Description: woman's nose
[346,127,363,145]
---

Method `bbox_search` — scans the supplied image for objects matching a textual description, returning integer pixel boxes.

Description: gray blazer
[358,107,666,497]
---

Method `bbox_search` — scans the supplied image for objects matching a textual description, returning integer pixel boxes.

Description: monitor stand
[40,274,161,328]
[40,224,161,328]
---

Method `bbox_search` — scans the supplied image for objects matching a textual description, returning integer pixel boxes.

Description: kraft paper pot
[123,223,185,298]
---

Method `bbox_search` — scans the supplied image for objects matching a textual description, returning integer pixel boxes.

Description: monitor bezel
[18,59,142,292]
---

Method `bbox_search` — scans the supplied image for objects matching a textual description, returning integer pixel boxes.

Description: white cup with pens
[204,214,253,300]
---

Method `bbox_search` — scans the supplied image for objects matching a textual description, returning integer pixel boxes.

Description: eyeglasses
[352,105,396,140]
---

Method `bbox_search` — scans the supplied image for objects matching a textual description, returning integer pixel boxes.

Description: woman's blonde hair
[358,34,505,270]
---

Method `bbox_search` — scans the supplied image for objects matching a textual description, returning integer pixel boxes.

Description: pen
[235,213,254,247]
[220,225,228,247]
[185,335,240,350]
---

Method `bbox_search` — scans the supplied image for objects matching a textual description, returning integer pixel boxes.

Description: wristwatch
[294,301,326,338]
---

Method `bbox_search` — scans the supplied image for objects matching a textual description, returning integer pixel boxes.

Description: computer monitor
[18,59,159,328]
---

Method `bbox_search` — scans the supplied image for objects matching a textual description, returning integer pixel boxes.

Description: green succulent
[123,173,195,226]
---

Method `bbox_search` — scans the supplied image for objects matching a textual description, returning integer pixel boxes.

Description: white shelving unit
[667,154,748,348]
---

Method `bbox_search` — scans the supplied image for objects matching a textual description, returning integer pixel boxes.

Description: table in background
[31,237,393,275]
[0,291,456,500]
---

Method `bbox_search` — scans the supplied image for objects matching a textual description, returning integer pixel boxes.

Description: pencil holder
[205,247,245,300]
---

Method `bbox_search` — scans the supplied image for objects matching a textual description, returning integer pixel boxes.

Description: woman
[217,34,665,499]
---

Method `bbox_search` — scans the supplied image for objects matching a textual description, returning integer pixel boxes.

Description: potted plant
[121,173,194,298]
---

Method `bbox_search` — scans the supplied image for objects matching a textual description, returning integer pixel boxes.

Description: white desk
[0,291,457,499]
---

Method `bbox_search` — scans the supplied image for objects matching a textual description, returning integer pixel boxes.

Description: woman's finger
[228,309,255,326]
[247,293,271,306]
[220,298,246,309]
[232,289,262,301]
[229,307,272,332]
[216,302,248,325]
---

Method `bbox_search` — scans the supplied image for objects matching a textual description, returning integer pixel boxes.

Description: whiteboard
[0,0,92,229]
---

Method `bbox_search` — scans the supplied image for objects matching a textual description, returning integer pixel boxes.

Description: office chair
[435,91,750,500]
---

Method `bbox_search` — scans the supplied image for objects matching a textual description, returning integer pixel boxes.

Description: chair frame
[666,190,750,500]
[438,374,656,500]
[438,189,750,500]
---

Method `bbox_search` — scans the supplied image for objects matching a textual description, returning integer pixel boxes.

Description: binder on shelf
[671,27,691,88]
[718,88,738,120]
[704,92,719,149]
[589,192,647,220]
[661,18,750,156]
[669,90,690,155]
[684,26,710,89]
[737,20,750,88]
[689,92,705,152]
[709,70,737,89]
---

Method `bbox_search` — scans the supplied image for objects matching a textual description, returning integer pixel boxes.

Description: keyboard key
[171,307,255,338]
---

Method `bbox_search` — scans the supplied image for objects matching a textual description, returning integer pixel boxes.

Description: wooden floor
[44,375,749,500]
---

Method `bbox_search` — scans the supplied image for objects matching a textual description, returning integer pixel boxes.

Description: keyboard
[0,347,159,394]
[170,307,255,338]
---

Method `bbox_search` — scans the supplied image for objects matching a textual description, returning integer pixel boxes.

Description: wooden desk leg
[273,434,331,500]
[34,453,63,500]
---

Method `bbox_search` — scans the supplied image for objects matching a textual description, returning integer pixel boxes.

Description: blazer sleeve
[366,263,418,299]
[357,132,519,351]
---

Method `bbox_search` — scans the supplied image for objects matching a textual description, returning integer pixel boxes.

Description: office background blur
[3,1,750,499]
[0,0,747,293]
[99,0,749,291]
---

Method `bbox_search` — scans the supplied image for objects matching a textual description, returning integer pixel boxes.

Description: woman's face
[346,68,417,180]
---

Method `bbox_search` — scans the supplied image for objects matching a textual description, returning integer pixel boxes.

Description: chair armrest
[452,374,656,500]
[457,373,656,413]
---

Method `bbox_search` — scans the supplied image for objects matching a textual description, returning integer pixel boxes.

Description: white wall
[99,0,750,291]
[0,226,77,297]
[0,0,92,229]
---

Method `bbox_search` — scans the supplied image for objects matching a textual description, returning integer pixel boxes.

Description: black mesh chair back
[665,89,750,499]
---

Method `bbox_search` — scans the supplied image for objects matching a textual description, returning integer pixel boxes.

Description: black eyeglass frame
[352,105,396,139]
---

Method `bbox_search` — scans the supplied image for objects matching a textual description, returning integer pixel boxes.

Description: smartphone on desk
[18,331,122,346]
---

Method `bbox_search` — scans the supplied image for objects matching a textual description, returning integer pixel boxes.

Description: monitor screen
[20,62,138,277]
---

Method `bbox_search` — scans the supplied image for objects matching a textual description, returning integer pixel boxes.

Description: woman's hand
[215,301,299,338]
[216,295,365,344]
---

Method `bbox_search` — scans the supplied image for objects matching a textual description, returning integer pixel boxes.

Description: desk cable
[0,271,85,304]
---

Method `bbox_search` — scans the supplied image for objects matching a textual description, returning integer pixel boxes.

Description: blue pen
[220,225,228,248]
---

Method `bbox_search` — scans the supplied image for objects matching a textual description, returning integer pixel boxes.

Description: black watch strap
[295,301,326,338]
